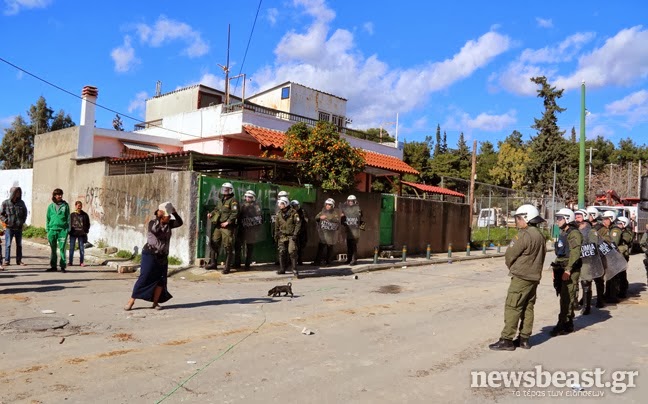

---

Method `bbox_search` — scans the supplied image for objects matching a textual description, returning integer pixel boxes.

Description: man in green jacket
[550,208,583,337]
[45,188,70,272]
[206,182,239,274]
[489,204,546,351]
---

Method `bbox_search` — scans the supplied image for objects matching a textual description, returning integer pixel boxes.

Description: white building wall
[344,136,403,159]
[145,88,198,123]
[290,84,346,120]
[0,169,33,225]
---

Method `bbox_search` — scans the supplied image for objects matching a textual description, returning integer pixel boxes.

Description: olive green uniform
[500,226,547,341]
[208,194,239,273]
[553,225,582,330]
[611,225,633,298]
[640,232,648,280]
[275,207,302,275]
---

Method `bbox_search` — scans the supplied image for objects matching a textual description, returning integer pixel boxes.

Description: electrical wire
[232,0,263,94]
[155,304,268,403]
[0,56,205,139]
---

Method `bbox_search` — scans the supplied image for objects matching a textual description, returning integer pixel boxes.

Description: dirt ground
[1,242,647,403]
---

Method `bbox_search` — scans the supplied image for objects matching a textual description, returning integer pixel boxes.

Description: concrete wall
[145,87,198,123]
[0,169,33,225]
[345,135,403,159]
[290,84,347,121]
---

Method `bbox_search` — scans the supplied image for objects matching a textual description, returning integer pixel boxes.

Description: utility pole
[218,24,231,105]
[551,162,557,236]
[607,163,618,189]
[469,140,477,229]
[587,147,597,203]
[578,81,586,208]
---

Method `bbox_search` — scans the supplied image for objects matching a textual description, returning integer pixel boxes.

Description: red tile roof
[242,125,419,175]
[402,181,465,198]
[363,151,419,175]
[243,125,286,148]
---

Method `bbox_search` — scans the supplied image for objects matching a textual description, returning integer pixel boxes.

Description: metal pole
[639,160,643,197]
[551,162,557,234]
[588,147,597,204]
[469,140,477,231]
[578,81,586,208]
[487,189,492,241]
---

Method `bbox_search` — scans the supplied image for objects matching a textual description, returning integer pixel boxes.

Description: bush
[132,254,142,264]
[472,227,517,245]
[95,238,108,248]
[168,256,182,265]
[23,226,47,239]
[115,250,132,259]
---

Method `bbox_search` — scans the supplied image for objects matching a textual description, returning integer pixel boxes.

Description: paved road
[1,242,647,403]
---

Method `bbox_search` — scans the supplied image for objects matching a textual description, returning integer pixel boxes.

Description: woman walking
[124,202,183,311]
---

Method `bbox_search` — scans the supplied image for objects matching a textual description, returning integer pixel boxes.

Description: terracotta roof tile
[402,181,465,198]
[243,125,419,175]
[243,125,286,148]
[363,151,419,175]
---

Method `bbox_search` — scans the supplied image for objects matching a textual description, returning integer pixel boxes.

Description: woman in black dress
[124,202,183,311]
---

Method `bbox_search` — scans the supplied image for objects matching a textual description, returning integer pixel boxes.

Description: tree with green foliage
[454,132,471,179]
[526,76,567,195]
[476,140,497,184]
[0,96,75,169]
[360,128,395,143]
[113,114,124,131]
[283,122,365,192]
[490,142,531,190]
[433,124,441,157]
[570,126,577,143]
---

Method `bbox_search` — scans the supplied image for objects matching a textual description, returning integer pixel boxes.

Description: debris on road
[41,310,56,314]
[301,327,314,335]
[59,337,65,344]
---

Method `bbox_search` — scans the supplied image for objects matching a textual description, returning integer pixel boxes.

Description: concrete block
[194,258,205,267]
[117,264,139,273]
[104,247,118,255]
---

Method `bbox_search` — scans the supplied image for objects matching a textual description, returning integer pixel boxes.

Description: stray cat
[268,282,293,297]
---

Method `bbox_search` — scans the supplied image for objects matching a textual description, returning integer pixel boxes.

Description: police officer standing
[341,195,363,266]
[233,190,263,271]
[640,223,648,282]
[290,200,308,265]
[612,216,633,298]
[313,198,341,266]
[275,197,301,276]
[599,210,621,303]
[586,206,606,308]
[574,209,604,315]
[206,182,239,274]
[489,205,546,351]
[550,208,582,337]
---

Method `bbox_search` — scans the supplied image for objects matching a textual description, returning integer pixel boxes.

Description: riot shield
[317,209,340,245]
[342,204,362,239]
[240,202,264,244]
[580,242,605,281]
[598,240,627,281]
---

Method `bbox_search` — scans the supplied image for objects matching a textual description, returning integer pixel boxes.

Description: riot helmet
[513,204,542,224]
[221,182,233,196]
[324,198,335,208]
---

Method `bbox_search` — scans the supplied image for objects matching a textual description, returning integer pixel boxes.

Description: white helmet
[277,196,290,208]
[290,199,300,208]
[513,204,541,224]
[556,208,575,223]
[244,190,256,200]
[325,198,335,208]
[278,190,289,198]
[574,209,588,219]
[602,210,617,222]
[617,216,630,228]
[586,206,600,220]
[347,195,357,201]
[221,182,233,195]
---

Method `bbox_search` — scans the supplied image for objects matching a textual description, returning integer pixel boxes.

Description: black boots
[513,337,531,349]
[277,254,286,275]
[488,338,515,351]
[550,320,574,337]
[594,277,605,308]
[581,282,592,315]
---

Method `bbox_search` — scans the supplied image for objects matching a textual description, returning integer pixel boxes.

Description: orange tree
[284,121,365,192]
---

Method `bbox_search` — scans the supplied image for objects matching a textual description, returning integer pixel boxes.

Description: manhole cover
[3,317,69,332]
[375,285,402,294]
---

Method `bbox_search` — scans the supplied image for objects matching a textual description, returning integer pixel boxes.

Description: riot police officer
[600,210,624,303]
[342,195,363,265]
[313,198,341,266]
[290,200,308,265]
[612,216,633,298]
[233,190,263,271]
[575,209,604,315]
[587,206,605,308]
[206,182,239,274]
[550,208,582,337]
[274,197,301,276]
[640,224,648,282]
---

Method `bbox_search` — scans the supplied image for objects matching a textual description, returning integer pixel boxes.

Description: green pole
[579,81,586,208]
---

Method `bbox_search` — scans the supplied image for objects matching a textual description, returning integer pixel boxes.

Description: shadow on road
[0,277,124,287]
[0,285,84,294]
[164,297,278,309]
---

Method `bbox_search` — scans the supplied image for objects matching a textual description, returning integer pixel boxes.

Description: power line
[0,56,203,139]
[232,0,263,93]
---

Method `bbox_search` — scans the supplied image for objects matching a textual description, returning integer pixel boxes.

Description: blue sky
[1,0,648,150]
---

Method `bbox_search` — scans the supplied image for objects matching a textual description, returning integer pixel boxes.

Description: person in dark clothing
[69,201,91,266]
[124,202,183,311]
[0,186,28,266]
[290,200,308,265]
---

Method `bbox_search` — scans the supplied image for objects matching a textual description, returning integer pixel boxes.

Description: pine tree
[571,126,576,143]
[433,124,441,157]
[113,114,124,131]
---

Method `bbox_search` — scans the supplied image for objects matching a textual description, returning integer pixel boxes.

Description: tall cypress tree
[433,124,441,157]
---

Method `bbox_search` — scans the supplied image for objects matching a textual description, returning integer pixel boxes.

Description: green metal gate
[197,176,316,262]
[379,194,395,246]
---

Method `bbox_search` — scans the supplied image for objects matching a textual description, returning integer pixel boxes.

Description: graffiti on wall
[80,185,161,224]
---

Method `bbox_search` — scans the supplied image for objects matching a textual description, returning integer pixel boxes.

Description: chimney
[78,85,98,158]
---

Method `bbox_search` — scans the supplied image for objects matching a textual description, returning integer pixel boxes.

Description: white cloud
[496,32,595,95]
[127,91,149,116]
[444,109,517,132]
[111,35,139,73]
[249,0,511,127]
[0,115,16,130]
[363,22,374,35]
[3,0,51,16]
[605,89,648,126]
[16,70,23,79]
[135,15,209,58]
[536,17,553,29]
[267,8,278,26]
[590,124,613,138]
[555,26,648,91]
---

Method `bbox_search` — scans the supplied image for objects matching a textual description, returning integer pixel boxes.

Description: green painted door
[379,194,394,246]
